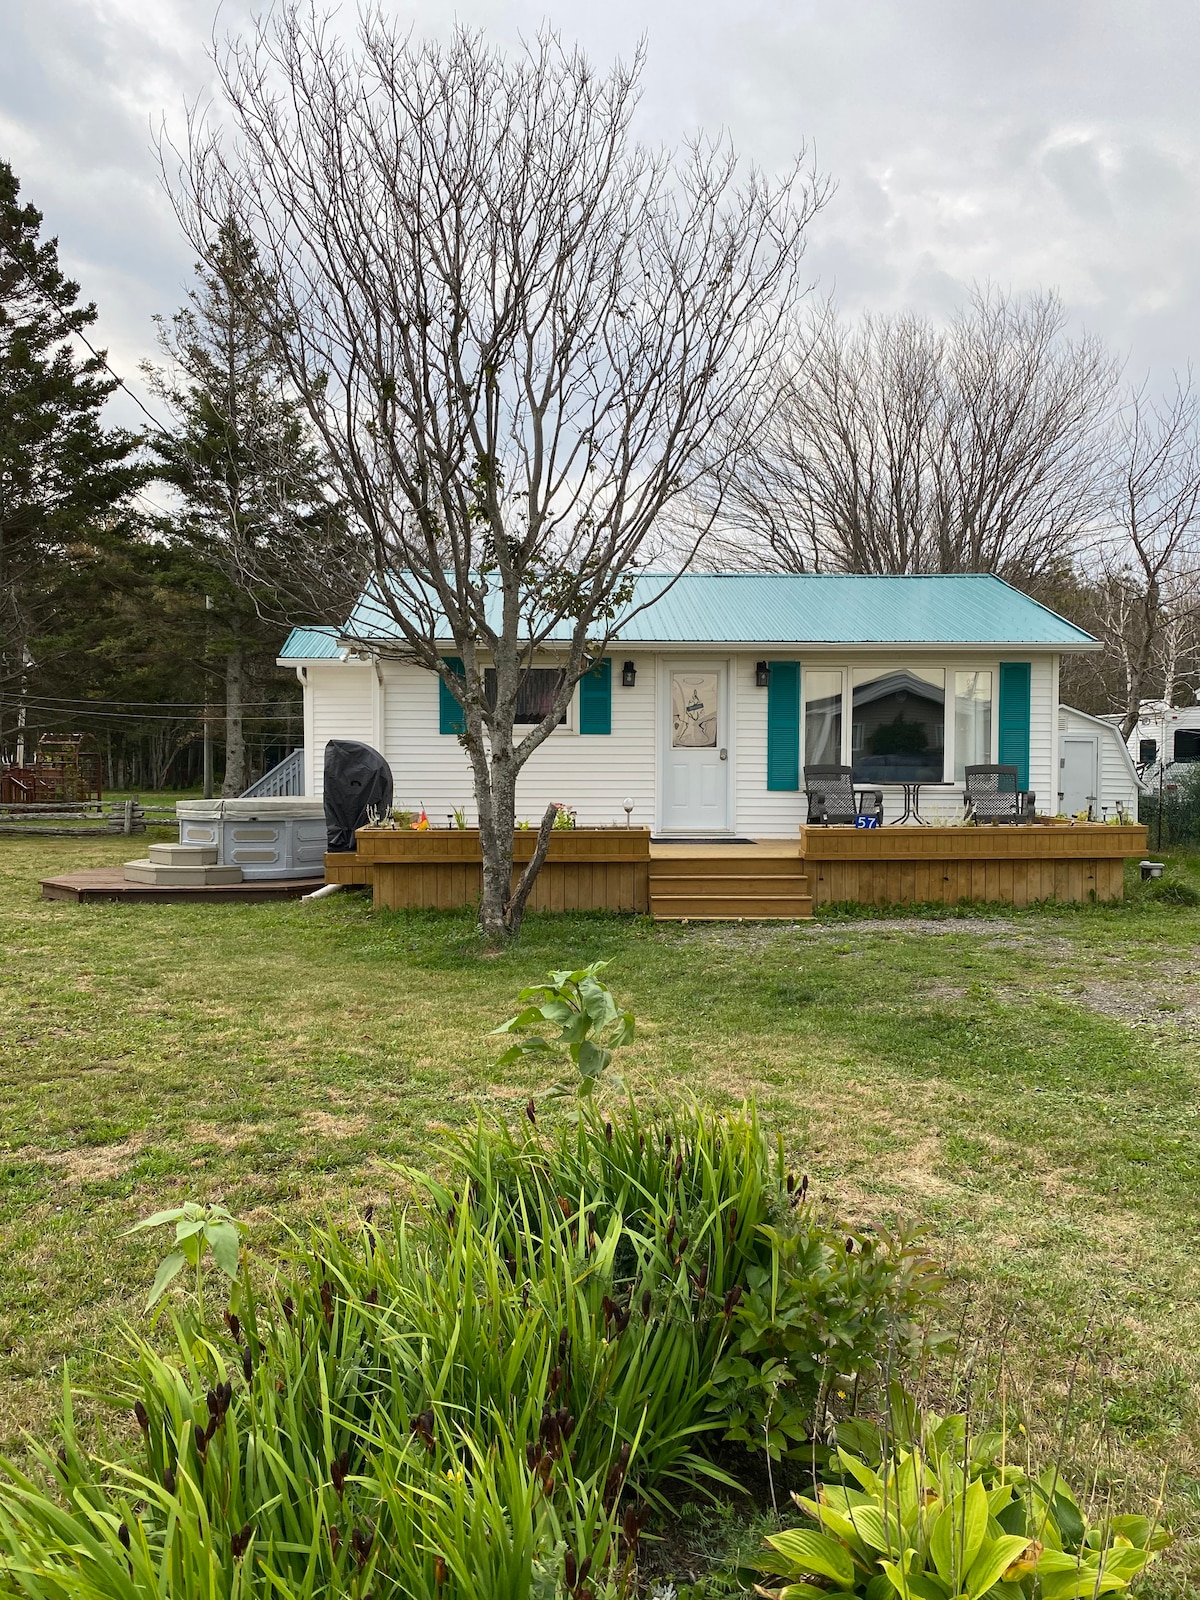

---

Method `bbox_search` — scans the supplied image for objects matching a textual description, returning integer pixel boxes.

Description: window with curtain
[954,670,993,779]
[484,667,566,725]
[803,669,843,768]
[851,667,945,782]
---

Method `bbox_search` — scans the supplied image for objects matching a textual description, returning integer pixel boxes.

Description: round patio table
[890,782,930,825]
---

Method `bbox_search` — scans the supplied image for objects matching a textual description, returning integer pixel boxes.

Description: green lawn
[2,832,1199,1592]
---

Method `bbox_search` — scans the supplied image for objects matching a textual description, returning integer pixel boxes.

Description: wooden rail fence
[0,799,177,837]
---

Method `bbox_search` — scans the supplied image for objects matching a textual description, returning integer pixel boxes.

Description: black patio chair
[963,764,1036,824]
[803,764,885,826]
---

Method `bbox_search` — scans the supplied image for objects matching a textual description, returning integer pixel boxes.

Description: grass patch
[2,834,1199,1591]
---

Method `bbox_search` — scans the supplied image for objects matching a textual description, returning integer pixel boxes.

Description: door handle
[719,748,727,760]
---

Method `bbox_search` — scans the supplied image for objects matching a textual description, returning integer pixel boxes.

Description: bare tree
[1095,379,1200,739]
[707,289,1116,584]
[163,11,823,937]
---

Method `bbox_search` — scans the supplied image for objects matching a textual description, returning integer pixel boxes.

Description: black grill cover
[322,740,394,852]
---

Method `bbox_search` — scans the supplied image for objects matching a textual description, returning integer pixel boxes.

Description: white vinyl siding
[306,662,374,798]
[1025,655,1055,814]
[381,658,657,829]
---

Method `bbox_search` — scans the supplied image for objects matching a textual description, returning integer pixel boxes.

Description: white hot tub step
[148,842,218,866]
[123,860,244,886]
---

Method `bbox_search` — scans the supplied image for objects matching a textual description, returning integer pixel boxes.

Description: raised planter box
[798,823,1148,908]
[347,827,651,913]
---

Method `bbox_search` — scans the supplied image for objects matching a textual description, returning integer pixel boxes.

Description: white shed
[1057,705,1144,820]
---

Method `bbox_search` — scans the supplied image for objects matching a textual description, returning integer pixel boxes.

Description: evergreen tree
[144,221,338,794]
[0,159,144,761]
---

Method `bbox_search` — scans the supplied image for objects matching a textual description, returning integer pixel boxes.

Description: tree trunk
[222,641,246,796]
[476,749,517,943]
[1118,592,1159,743]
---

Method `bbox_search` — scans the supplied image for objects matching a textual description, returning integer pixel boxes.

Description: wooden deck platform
[328,822,1149,918]
[40,822,1147,916]
[40,869,327,905]
[336,831,813,920]
[800,822,1147,908]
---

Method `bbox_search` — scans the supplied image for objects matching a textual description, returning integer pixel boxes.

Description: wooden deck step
[649,853,813,920]
[650,855,803,876]
[651,896,814,921]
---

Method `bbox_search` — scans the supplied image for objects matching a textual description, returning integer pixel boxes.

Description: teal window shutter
[766,661,801,791]
[578,657,611,735]
[439,657,465,735]
[997,661,1031,789]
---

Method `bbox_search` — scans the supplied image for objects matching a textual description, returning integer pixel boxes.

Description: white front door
[660,662,730,833]
[1060,735,1099,816]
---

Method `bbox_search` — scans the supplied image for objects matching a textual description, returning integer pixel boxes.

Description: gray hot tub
[176,798,327,880]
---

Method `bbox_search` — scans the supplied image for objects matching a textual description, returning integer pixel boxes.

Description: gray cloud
[5,0,1200,428]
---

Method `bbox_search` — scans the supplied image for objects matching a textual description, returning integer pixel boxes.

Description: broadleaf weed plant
[123,1200,245,1317]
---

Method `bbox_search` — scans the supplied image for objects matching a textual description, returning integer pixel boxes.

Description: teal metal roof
[343,573,1097,649]
[278,625,344,660]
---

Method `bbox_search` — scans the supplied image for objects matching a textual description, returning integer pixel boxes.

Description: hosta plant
[757,1398,1169,1599]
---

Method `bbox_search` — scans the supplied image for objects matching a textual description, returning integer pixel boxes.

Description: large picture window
[954,670,993,779]
[803,669,843,767]
[484,667,566,725]
[851,667,945,783]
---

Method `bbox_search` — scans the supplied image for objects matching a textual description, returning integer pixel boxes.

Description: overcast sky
[4,0,1199,430]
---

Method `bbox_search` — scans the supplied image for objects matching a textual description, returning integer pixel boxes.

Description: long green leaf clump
[0,1100,942,1598]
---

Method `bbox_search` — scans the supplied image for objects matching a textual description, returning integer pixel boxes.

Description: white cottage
[279,572,1123,834]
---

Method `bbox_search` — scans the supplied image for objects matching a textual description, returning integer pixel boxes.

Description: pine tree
[144,220,337,794]
[0,159,143,761]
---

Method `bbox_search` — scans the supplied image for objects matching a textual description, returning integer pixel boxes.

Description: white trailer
[1126,703,1200,771]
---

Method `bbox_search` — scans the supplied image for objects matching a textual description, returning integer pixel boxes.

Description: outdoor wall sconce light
[621,660,637,687]
[755,660,770,687]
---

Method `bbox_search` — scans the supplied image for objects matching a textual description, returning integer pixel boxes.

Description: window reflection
[851,668,945,783]
[803,669,843,767]
[954,670,992,780]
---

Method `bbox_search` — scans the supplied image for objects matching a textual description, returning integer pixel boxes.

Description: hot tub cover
[323,741,393,851]
[176,798,325,820]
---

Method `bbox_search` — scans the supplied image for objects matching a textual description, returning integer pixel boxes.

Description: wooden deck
[359,827,653,915]
[328,822,1149,918]
[800,823,1147,908]
[38,821,1150,915]
[40,869,327,905]
[334,832,813,920]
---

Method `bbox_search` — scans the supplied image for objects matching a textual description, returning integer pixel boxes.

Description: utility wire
[23,694,299,709]
[0,233,172,436]
[16,704,300,725]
